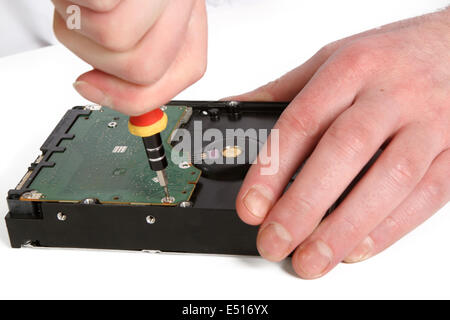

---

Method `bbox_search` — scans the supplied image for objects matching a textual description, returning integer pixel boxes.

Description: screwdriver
[128,108,171,201]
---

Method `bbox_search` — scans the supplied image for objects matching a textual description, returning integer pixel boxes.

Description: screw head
[21,190,43,200]
[179,201,193,208]
[146,215,156,224]
[82,198,96,205]
[161,196,175,204]
[57,212,67,221]
[178,161,190,169]
[108,121,118,128]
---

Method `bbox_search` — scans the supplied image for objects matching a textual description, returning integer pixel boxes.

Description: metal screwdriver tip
[163,186,170,198]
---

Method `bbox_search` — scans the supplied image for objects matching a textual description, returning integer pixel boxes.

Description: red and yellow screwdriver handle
[128,108,168,138]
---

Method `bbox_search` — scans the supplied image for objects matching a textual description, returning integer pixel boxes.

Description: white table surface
[0,0,449,299]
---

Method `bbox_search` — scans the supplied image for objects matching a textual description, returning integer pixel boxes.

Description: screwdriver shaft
[143,134,170,198]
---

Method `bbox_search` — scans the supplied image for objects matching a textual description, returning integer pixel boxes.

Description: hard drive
[5,101,289,255]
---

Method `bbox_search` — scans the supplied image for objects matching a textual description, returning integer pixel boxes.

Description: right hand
[52,0,207,116]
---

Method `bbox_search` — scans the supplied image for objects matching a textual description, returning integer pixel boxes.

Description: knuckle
[294,194,315,214]
[334,40,379,76]
[326,118,372,159]
[422,176,449,205]
[93,19,136,52]
[387,157,420,189]
[383,216,402,234]
[282,192,316,223]
[278,107,320,139]
[318,40,341,58]
[261,78,281,95]
[341,214,364,238]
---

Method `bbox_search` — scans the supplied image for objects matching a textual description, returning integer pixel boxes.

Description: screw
[108,121,118,128]
[146,215,156,224]
[178,161,190,169]
[82,198,96,205]
[161,196,175,204]
[22,192,33,199]
[85,105,102,111]
[209,108,220,121]
[21,191,43,200]
[57,212,67,221]
[179,201,193,208]
[22,240,36,248]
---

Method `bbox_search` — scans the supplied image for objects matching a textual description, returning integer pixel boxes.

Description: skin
[52,0,208,116]
[53,1,450,278]
[233,9,450,278]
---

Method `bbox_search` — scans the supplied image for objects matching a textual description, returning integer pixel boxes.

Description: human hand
[234,9,450,278]
[52,0,207,116]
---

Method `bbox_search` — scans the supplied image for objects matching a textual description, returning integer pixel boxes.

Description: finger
[291,124,445,279]
[53,0,196,85]
[236,41,384,226]
[53,0,168,51]
[74,0,207,116]
[68,0,120,12]
[253,96,401,261]
[344,148,450,263]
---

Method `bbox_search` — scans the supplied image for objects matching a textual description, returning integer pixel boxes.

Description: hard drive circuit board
[25,105,201,206]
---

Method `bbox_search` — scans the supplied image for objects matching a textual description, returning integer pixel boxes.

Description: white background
[0,0,55,57]
[0,0,449,299]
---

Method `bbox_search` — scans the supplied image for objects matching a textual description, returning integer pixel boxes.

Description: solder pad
[26,105,201,206]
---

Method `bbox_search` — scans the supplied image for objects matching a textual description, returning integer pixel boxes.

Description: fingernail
[344,236,374,263]
[295,240,333,279]
[257,222,292,261]
[73,81,112,107]
[243,185,273,219]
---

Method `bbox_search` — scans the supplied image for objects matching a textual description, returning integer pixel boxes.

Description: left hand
[233,9,450,279]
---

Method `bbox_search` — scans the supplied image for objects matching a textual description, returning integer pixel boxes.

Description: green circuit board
[27,106,200,206]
